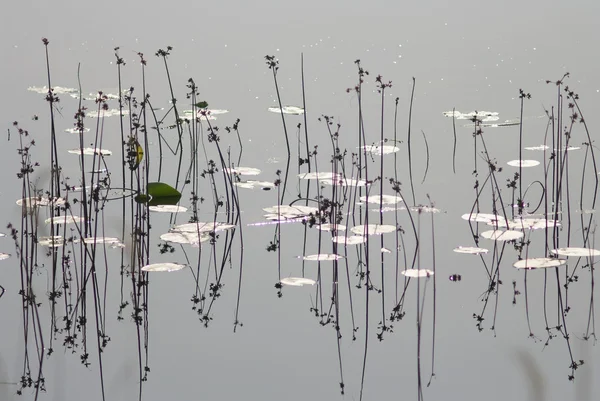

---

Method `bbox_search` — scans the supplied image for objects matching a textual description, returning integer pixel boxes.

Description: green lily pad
[144,182,182,206]
[195,101,209,109]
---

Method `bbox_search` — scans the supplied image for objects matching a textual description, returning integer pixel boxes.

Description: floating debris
[513,258,567,269]
[402,269,434,278]
[280,277,316,286]
[453,246,489,255]
[507,160,540,167]
[268,106,304,115]
[449,274,462,281]
[67,147,112,156]
[550,247,600,257]
[480,230,524,241]
[0,253,10,261]
[381,247,392,253]
[149,205,188,213]
[141,262,186,272]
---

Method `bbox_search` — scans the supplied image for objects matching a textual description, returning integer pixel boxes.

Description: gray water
[1,1,600,400]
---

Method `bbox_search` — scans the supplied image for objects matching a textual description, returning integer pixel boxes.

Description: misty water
[1,2,600,401]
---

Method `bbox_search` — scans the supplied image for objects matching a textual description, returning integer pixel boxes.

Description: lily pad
[145,182,182,206]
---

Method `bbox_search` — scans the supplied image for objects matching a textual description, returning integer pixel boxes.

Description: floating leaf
[68,147,112,156]
[149,205,188,213]
[316,223,346,232]
[45,216,84,225]
[302,254,344,261]
[550,247,600,257]
[461,213,507,224]
[37,236,65,247]
[332,235,367,245]
[480,230,524,241]
[141,262,186,272]
[280,277,316,286]
[268,106,304,115]
[524,145,549,151]
[506,160,540,167]
[360,145,399,155]
[350,224,396,235]
[402,269,434,278]
[146,182,182,206]
[359,194,403,205]
[453,246,489,255]
[514,258,567,269]
[225,167,261,176]
[16,197,65,208]
[160,232,210,246]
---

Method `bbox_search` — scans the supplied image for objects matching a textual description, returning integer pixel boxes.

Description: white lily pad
[360,145,400,155]
[359,194,403,205]
[507,160,540,167]
[350,224,396,235]
[225,167,261,176]
[45,216,84,225]
[280,277,316,286]
[514,258,567,269]
[149,205,188,213]
[453,246,489,255]
[302,254,344,261]
[480,230,524,241]
[402,269,434,278]
[68,147,112,156]
[141,262,186,272]
[268,106,304,115]
[332,235,367,245]
[550,247,600,257]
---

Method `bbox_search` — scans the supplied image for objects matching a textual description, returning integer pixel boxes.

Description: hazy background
[1,1,600,400]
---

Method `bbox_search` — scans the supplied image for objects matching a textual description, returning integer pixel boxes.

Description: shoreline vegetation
[2,39,597,401]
